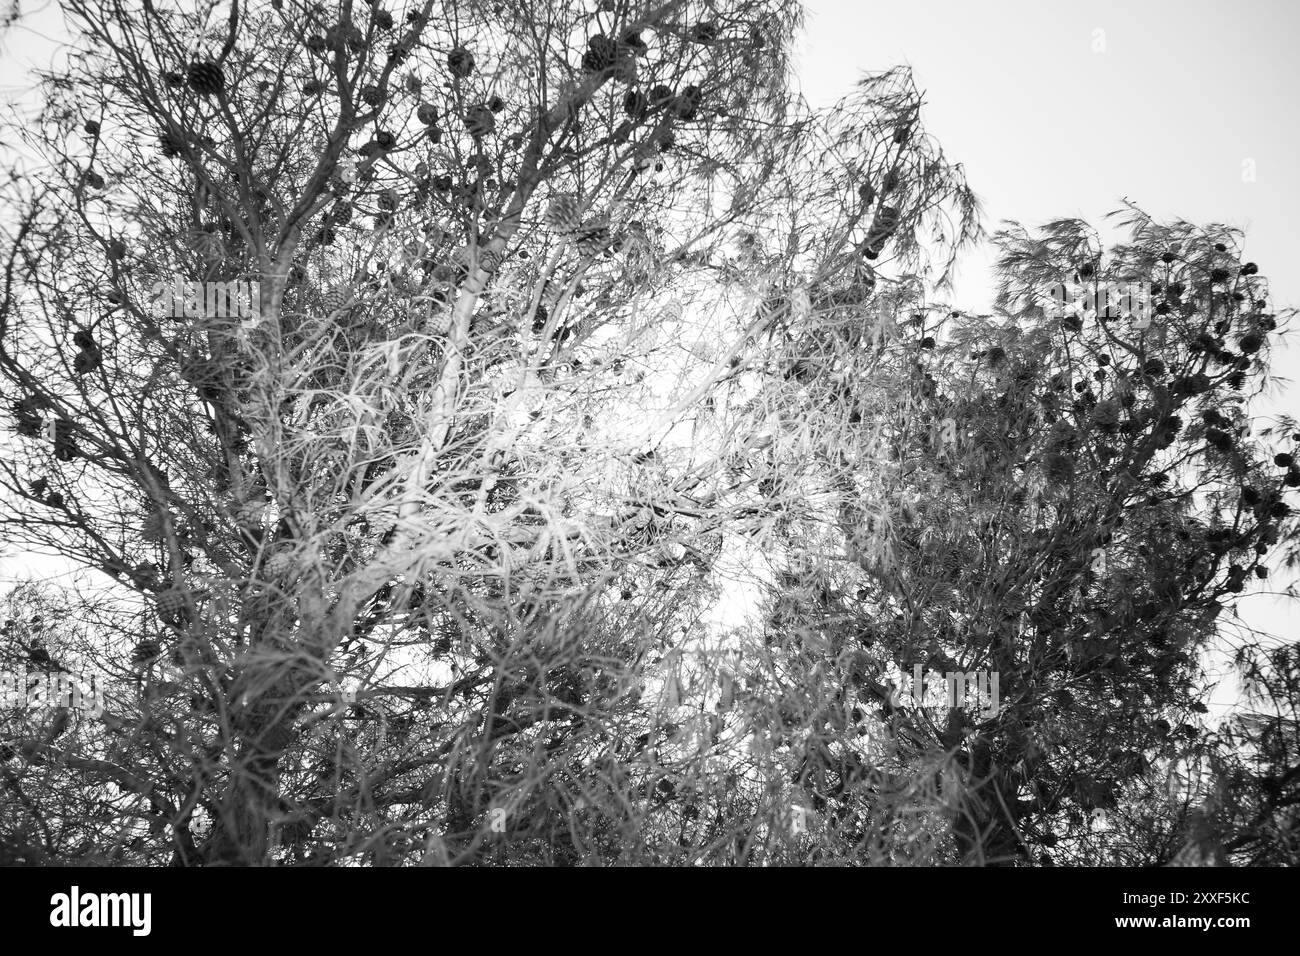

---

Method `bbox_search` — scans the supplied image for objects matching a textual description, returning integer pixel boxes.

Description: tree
[0,0,979,864]
[734,207,1299,864]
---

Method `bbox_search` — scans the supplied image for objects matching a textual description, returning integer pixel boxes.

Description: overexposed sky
[796,0,1300,320]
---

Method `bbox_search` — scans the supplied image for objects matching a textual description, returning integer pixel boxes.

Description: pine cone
[648,84,674,109]
[131,562,161,588]
[187,60,225,97]
[673,85,702,121]
[264,551,294,578]
[575,222,611,256]
[155,589,187,623]
[861,205,900,258]
[235,501,264,527]
[132,639,162,665]
[159,130,186,157]
[623,89,648,119]
[73,348,102,375]
[322,285,353,313]
[429,309,453,336]
[12,396,43,435]
[327,22,364,53]
[53,420,78,461]
[447,46,475,78]
[545,193,582,233]
[582,35,618,73]
[464,104,495,138]
[690,22,719,44]
[1208,428,1235,452]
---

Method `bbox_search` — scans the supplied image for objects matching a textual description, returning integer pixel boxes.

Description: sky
[1,1,1297,687]
[794,0,1300,319]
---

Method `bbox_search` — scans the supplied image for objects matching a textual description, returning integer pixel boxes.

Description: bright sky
[1,1,1296,688]
[796,0,1300,318]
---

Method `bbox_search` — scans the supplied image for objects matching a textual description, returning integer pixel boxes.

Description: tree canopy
[0,0,1295,866]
